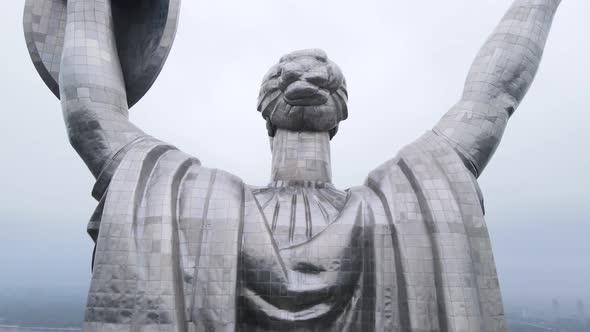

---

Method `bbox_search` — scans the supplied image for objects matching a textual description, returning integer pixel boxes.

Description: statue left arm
[59,0,145,179]
[434,0,561,177]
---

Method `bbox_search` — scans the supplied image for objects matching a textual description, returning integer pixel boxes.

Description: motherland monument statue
[23,0,562,331]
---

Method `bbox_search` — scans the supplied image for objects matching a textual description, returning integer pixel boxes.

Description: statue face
[257,49,348,138]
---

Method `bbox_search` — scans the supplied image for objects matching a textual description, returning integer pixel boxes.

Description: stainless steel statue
[23,0,562,331]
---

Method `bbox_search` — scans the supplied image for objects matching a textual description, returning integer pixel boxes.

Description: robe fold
[83,131,505,332]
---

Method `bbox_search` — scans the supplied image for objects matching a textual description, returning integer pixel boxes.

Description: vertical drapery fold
[84,132,504,331]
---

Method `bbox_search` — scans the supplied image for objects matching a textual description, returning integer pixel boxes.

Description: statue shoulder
[207,168,245,195]
[174,162,245,207]
[366,131,472,187]
[364,131,485,217]
[93,136,245,202]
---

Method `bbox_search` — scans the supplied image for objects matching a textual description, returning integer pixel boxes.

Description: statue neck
[270,129,332,184]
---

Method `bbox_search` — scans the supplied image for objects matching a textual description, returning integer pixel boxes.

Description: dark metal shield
[23,0,181,108]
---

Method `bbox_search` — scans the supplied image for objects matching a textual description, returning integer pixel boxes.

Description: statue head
[257,49,348,139]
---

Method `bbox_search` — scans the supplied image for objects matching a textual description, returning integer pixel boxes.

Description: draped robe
[83,131,505,332]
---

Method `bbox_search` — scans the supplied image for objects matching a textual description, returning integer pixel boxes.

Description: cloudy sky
[1,0,588,312]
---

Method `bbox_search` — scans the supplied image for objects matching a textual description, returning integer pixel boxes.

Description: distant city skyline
[1,288,588,330]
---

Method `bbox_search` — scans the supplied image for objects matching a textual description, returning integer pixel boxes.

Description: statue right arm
[433,0,561,177]
[60,0,145,178]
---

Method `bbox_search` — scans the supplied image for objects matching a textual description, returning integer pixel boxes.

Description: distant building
[576,299,585,322]
[552,298,560,322]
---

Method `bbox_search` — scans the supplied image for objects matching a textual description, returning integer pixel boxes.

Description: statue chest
[238,185,370,328]
[250,184,351,248]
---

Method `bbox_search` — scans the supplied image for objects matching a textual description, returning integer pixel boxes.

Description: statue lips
[283,81,330,106]
[270,98,341,132]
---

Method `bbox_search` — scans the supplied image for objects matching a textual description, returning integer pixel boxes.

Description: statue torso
[239,183,383,331]
[86,133,505,331]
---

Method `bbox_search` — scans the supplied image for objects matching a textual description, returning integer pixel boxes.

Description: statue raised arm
[23,0,563,331]
[24,0,180,178]
[434,0,561,177]
[59,0,144,177]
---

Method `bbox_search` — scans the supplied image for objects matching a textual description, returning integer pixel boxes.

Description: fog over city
[0,0,589,328]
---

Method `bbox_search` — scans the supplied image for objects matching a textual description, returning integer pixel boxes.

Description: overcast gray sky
[1,0,588,312]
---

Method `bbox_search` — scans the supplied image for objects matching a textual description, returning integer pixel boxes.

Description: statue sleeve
[364,131,503,331]
[434,0,560,177]
[84,133,245,329]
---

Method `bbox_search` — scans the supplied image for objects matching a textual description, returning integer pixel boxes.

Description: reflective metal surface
[23,0,180,108]
[23,0,562,331]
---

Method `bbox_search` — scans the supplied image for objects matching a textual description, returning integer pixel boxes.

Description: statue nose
[279,60,334,92]
[279,62,303,91]
[303,64,343,92]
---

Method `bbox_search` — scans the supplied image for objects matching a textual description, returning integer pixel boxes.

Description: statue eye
[304,74,329,88]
